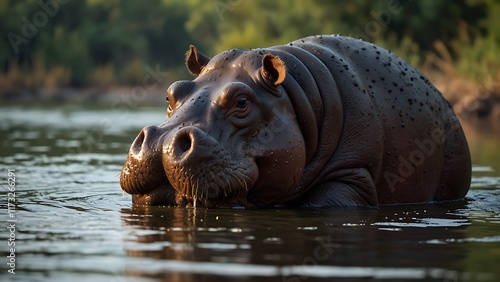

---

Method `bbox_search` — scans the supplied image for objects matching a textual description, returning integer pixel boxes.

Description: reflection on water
[0,105,499,281]
[119,199,500,281]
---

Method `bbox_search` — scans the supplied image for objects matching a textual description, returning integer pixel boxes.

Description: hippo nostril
[131,130,145,155]
[169,126,219,161]
[130,126,160,156]
[176,131,192,154]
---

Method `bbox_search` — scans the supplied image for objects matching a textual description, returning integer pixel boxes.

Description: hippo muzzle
[163,125,257,206]
[121,123,258,207]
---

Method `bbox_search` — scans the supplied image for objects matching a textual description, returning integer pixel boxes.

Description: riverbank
[0,86,166,105]
[1,85,499,131]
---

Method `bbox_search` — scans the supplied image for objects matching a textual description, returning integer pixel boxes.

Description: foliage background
[1,0,499,113]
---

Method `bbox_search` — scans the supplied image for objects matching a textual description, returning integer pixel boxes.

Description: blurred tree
[0,0,497,88]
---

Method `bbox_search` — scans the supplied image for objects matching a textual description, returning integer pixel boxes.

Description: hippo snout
[121,121,257,207]
[120,125,167,195]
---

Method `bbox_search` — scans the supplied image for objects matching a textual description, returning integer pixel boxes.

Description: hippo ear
[185,45,211,76]
[261,54,286,86]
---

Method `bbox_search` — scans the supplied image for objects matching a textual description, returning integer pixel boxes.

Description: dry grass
[1,23,498,125]
[420,23,500,124]
[0,56,71,89]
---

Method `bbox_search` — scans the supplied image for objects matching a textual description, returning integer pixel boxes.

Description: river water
[0,105,499,282]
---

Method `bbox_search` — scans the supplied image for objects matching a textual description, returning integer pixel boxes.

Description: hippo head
[120,46,306,208]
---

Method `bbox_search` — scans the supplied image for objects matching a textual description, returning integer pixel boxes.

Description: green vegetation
[1,0,499,100]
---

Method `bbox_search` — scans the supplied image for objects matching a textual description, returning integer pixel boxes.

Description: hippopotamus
[120,35,471,208]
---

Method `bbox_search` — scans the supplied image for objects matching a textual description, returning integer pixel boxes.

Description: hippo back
[261,35,470,205]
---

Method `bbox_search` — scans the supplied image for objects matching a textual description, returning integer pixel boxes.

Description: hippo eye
[236,97,249,108]
[225,95,251,120]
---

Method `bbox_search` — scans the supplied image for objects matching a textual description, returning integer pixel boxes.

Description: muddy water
[0,105,499,282]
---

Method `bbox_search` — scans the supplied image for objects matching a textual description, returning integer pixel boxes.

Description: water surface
[0,105,499,282]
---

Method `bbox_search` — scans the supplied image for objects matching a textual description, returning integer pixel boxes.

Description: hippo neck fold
[258,42,344,202]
